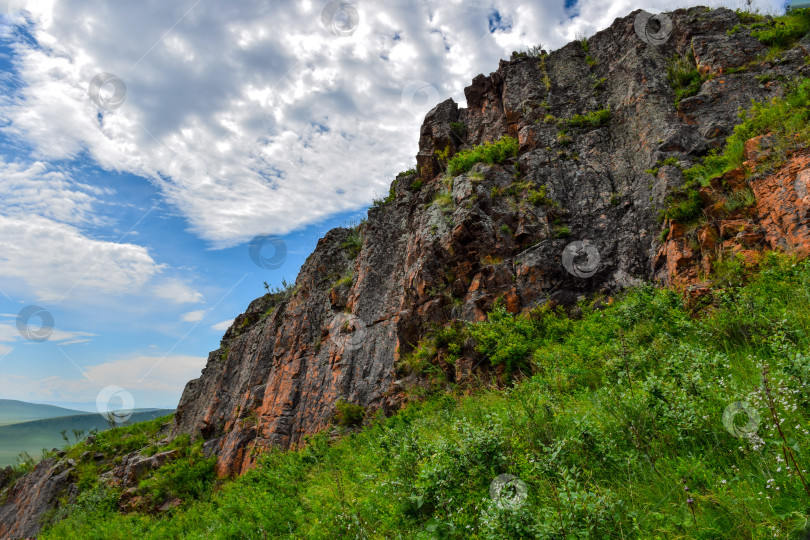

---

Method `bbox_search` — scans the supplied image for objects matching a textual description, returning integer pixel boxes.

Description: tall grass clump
[446,136,519,176]
[40,254,810,539]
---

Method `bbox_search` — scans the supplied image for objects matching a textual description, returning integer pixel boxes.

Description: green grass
[40,254,810,538]
[565,108,610,129]
[446,136,519,176]
[667,51,707,108]
[0,410,174,467]
[339,229,363,259]
[662,77,810,224]
[752,8,810,53]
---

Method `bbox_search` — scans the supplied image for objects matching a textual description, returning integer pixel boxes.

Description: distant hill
[0,410,174,467]
[0,400,85,427]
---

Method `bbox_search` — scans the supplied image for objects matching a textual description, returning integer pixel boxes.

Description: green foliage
[752,8,810,52]
[371,181,397,209]
[334,400,365,427]
[663,77,810,223]
[399,167,417,177]
[409,177,424,191]
[722,187,757,214]
[511,44,547,59]
[40,256,810,539]
[661,189,703,224]
[329,270,354,295]
[432,190,454,214]
[138,441,217,507]
[667,51,706,107]
[565,108,610,129]
[554,225,571,238]
[449,122,467,143]
[468,301,544,378]
[340,230,363,259]
[446,136,519,176]
[527,185,553,206]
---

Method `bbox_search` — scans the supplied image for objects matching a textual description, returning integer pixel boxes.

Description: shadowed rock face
[171,6,810,478]
[3,7,810,538]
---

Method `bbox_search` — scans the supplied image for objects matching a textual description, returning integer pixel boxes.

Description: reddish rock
[668,222,686,239]
[697,225,719,251]
[744,133,775,164]
[719,219,751,238]
[751,152,810,258]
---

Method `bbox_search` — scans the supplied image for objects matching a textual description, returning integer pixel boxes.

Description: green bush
[446,136,519,176]
[661,189,703,224]
[753,8,810,51]
[663,77,810,222]
[39,256,810,539]
[565,108,610,129]
[334,400,365,427]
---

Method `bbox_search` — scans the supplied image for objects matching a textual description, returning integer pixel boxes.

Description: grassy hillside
[35,253,810,539]
[0,410,174,467]
[0,400,84,427]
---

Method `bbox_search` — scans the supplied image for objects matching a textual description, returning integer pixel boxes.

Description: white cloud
[0,321,94,345]
[181,309,208,322]
[1,0,787,249]
[0,213,161,302]
[152,279,204,304]
[0,353,206,408]
[211,319,233,331]
[0,159,106,226]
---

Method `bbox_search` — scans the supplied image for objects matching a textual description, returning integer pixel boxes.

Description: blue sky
[0,0,786,412]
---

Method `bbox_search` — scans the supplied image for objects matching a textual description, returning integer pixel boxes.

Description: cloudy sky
[0,0,787,412]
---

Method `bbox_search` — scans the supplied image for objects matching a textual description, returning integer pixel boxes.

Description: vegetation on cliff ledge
[40,253,810,539]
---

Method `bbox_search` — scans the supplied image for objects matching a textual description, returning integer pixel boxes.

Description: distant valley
[0,400,173,467]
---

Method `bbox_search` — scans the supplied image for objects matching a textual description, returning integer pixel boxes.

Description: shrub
[752,8,810,51]
[554,225,571,238]
[446,136,519,176]
[334,400,365,427]
[449,122,466,143]
[662,189,703,224]
[38,257,810,539]
[468,300,539,378]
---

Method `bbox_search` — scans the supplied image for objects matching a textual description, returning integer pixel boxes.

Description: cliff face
[172,6,810,478]
[3,6,810,538]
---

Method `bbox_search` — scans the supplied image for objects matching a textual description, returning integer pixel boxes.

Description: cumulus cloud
[2,0,782,248]
[181,309,208,322]
[152,279,204,304]
[211,318,233,331]
[0,213,161,302]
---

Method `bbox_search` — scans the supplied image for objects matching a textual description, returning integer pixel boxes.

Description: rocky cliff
[172,6,810,478]
[3,6,810,538]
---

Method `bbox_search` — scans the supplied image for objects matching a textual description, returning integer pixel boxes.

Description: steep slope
[172,6,810,478]
[3,6,810,538]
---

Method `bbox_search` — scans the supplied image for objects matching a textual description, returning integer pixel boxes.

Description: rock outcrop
[3,6,810,538]
[173,6,810,479]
